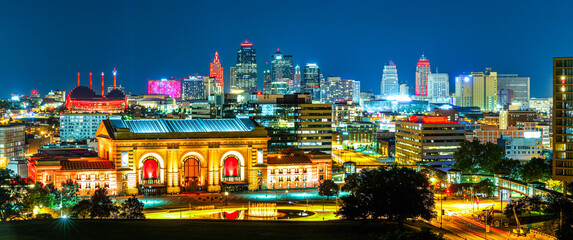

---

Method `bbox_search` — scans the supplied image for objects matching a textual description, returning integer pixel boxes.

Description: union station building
[95,117,270,195]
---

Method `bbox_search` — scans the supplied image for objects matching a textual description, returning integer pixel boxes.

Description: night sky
[0,0,571,98]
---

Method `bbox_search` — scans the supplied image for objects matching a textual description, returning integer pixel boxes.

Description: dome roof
[106,89,126,100]
[68,86,97,100]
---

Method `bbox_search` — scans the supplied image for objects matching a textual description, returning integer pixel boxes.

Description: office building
[202,77,216,99]
[229,67,238,93]
[471,68,498,111]
[302,63,321,101]
[415,55,431,96]
[60,113,109,142]
[0,123,25,165]
[455,74,473,107]
[553,57,573,181]
[529,97,552,116]
[182,76,205,100]
[267,149,331,189]
[270,49,293,95]
[498,134,542,162]
[292,65,301,93]
[234,41,257,93]
[427,73,449,103]
[395,115,465,165]
[262,70,272,94]
[400,83,409,96]
[498,74,530,106]
[381,60,399,97]
[210,51,224,94]
[321,77,360,104]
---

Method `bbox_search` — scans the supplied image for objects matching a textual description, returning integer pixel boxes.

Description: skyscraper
[262,70,272,94]
[229,67,237,93]
[292,65,301,93]
[415,54,431,96]
[270,49,293,95]
[471,68,497,111]
[416,54,430,96]
[210,51,224,94]
[553,57,573,182]
[234,41,257,93]
[455,74,473,107]
[381,60,399,97]
[302,63,321,101]
[497,74,530,106]
[182,75,205,100]
[321,77,360,103]
[427,73,449,103]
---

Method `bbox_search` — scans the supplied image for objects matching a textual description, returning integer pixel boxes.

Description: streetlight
[224,191,229,206]
[285,190,288,202]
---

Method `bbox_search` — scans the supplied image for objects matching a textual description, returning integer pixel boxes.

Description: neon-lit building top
[210,51,224,93]
[147,78,182,99]
[66,86,126,113]
[415,54,431,96]
[108,117,256,134]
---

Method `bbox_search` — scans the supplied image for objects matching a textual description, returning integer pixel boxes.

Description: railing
[529,230,557,240]
[140,179,163,185]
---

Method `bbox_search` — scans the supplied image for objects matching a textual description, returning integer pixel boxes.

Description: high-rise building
[147,78,182,99]
[229,67,237,93]
[471,68,497,111]
[400,83,409,96]
[262,70,272,94]
[395,115,465,165]
[415,55,431,96]
[553,57,573,181]
[234,41,257,94]
[321,77,360,104]
[497,74,530,106]
[292,65,301,93]
[270,49,293,95]
[381,60,399,97]
[210,51,224,94]
[455,74,473,107]
[302,63,321,101]
[427,73,449,103]
[0,123,25,164]
[182,76,205,100]
[202,77,216,99]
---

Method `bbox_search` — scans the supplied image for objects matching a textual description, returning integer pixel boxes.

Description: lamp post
[285,190,288,202]
[224,191,229,206]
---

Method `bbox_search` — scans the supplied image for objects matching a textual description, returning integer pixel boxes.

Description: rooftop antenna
[101,72,104,98]
[89,72,93,90]
[77,72,80,87]
[113,68,117,90]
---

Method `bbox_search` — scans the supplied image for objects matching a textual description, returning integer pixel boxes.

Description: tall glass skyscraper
[233,41,257,93]
[497,74,530,106]
[427,73,449,103]
[270,49,293,95]
[415,54,431,96]
[302,63,321,101]
[292,65,301,93]
[381,60,399,97]
[182,75,205,100]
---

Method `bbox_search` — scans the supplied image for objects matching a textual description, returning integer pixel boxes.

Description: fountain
[247,202,278,218]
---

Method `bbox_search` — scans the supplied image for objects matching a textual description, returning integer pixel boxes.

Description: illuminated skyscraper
[415,54,431,96]
[292,65,301,93]
[210,51,224,94]
[182,75,205,100]
[553,57,573,181]
[381,60,399,97]
[497,74,530,106]
[455,74,473,107]
[471,68,497,111]
[234,41,257,93]
[229,67,237,93]
[302,63,321,101]
[262,70,272,94]
[427,73,449,103]
[270,49,293,95]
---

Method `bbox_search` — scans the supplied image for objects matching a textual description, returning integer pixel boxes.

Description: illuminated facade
[471,68,498,111]
[182,76,205,100]
[302,63,321,101]
[147,78,182,99]
[267,149,331,189]
[455,74,473,107]
[234,41,257,93]
[66,86,127,113]
[553,57,573,181]
[427,73,449,103]
[381,60,399,97]
[95,117,270,194]
[0,123,25,165]
[415,55,430,96]
[473,125,524,143]
[270,49,293,95]
[497,74,530,106]
[60,113,109,142]
[395,115,465,165]
[210,51,224,94]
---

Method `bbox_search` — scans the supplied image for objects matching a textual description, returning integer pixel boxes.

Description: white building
[529,97,552,116]
[60,113,109,142]
[321,77,360,103]
[400,84,409,96]
[427,73,449,103]
[381,60,399,97]
[498,133,542,162]
[0,124,25,163]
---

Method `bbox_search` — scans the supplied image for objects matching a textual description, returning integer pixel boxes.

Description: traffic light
[476,198,480,203]
[445,188,451,194]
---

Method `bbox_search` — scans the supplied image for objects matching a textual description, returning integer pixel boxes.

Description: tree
[544,194,573,239]
[59,179,79,208]
[71,199,91,219]
[520,158,552,183]
[453,139,506,175]
[20,182,57,215]
[492,158,522,179]
[0,169,26,221]
[318,180,340,200]
[474,179,495,198]
[336,167,436,227]
[117,195,145,219]
[89,188,116,219]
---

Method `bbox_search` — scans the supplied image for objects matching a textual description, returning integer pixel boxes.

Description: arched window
[142,157,159,179]
[183,156,201,181]
[224,156,239,177]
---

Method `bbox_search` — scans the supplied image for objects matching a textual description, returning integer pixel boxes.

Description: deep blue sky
[0,0,570,98]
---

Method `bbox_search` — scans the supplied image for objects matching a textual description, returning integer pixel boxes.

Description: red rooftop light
[240,41,253,47]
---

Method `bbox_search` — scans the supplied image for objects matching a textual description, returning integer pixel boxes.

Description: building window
[257,149,263,164]
[121,152,129,168]
[257,170,262,176]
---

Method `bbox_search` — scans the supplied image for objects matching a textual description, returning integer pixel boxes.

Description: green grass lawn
[0,219,397,240]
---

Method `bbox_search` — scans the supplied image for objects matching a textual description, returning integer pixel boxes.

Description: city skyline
[0,1,570,98]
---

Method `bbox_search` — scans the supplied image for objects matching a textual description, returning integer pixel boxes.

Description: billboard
[147,78,182,99]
